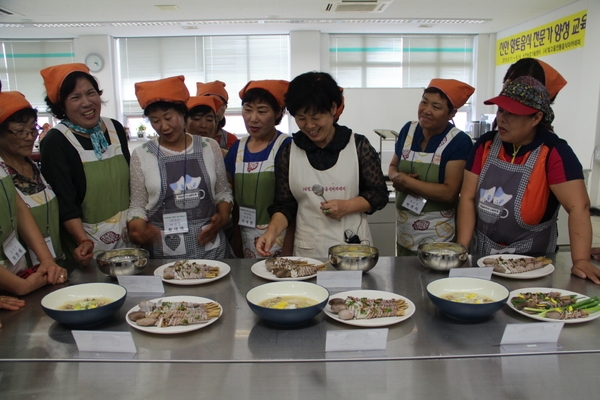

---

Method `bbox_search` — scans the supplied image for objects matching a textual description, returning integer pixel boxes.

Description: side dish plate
[125,295,222,334]
[507,287,600,324]
[251,257,324,281]
[477,254,555,279]
[154,260,231,285]
[323,289,416,327]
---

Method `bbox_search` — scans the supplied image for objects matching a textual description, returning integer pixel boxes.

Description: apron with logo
[234,133,288,258]
[16,165,64,263]
[289,134,371,258]
[146,136,228,259]
[0,171,27,274]
[472,134,557,255]
[395,122,461,252]
[56,118,130,256]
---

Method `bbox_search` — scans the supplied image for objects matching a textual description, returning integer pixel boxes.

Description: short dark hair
[0,107,38,135]
[44,71,103,120]
[422,87,454,113]
[143,101,188,118]
[187,105,215,118]
[503,58,545,86]
[285,72,343,116]
[242,88,284,125]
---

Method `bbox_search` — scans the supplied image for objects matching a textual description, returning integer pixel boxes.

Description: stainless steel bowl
[328,244,379,273]
[418,242,468,271]
[96,248,149,277]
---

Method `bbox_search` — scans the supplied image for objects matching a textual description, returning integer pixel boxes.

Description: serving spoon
[311,184,328,202]
[312,184,340,221]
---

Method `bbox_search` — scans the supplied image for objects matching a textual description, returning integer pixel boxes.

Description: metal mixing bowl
[96,248,149,277]
[328,244,379,273]
[418,242,468,271]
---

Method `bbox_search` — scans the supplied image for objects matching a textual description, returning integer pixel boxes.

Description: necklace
[511,144,522,164]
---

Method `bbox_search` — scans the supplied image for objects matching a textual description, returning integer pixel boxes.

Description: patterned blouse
[268,124,389,223]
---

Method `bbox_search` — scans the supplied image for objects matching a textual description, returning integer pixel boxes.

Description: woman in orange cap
[128,76,233,259]
[39,63,131,266]
[388,78,475,255]
[195,81,237,151]
[223,80,292,258]
[457,76,599,284]
[0,82,68,297]
[256,72,388,258]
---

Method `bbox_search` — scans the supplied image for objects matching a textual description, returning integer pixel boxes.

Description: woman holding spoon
[256,72,387,258]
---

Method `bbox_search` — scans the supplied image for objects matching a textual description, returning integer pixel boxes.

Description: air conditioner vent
[323,1,393,13]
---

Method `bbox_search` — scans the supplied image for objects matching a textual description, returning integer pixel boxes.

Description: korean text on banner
[496,10,587,66]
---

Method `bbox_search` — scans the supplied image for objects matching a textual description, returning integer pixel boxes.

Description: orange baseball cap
[196,80,229,102]
[135,76,190,109]
[0,82,33,124]
[238,80,289,108]
[186,95,224,114]
[40,63,90,104]
[536,59,567,99]
[427,78,475,109]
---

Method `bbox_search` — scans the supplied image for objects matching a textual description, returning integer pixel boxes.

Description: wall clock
[85,53,104,72]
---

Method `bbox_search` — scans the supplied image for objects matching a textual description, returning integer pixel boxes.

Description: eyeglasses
[7,127,41,139]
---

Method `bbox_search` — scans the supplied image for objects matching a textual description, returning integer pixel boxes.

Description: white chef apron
[289,134,371,258]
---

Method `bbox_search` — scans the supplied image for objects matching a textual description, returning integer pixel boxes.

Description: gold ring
[0,297,4,302]
[60,275,65,279]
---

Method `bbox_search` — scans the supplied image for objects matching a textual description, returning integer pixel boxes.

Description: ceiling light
[155,5,180,11]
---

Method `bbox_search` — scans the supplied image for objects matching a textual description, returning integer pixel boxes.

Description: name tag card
[326,328,388,352]
[449,267,493,280]
[500,322,564,352]
[72,331,137,358]
[117,275,164,297]
[317,271,362,289]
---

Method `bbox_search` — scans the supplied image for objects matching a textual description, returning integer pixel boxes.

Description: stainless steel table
[1,253,599,399]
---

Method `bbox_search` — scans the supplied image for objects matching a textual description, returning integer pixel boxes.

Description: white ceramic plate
[477,254,555,279]
[154,260,231,285]
[126,296,222,334]
[251,257,325,281]
[323,289,416,327]
[507,287,600,324]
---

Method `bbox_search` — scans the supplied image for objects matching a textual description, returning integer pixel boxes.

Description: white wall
[494,0,600,206]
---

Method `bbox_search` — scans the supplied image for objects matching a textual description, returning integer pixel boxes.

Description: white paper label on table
[325,328,388,352]
[117,275,164,296]
[72,331,137,356]
[500,322,563,351]
[449,267,493,280]
[317,271,362,288]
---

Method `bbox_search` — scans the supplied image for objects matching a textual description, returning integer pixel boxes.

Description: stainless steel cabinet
[368,200,396,256]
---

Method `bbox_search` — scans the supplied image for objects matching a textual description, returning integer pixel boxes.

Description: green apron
[234,133,288,258]
[395,122,461,254]
[55,118,130,257]
[0,172,27,273]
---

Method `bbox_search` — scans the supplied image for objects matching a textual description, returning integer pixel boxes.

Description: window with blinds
[0,40,75,111]
[117,35,290,116]
[329,34,474,89]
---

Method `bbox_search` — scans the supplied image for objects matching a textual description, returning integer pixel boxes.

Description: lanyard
[158,136,188,209]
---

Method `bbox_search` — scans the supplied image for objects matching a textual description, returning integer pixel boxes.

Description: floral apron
[56,118,130,256]
[472,134,557,255]
[234,133,288,258]
[395,122,461,253]
[145,136,229,259]
[289,134,371,258]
